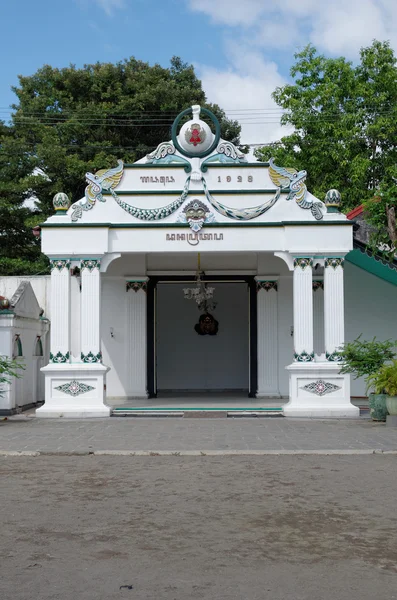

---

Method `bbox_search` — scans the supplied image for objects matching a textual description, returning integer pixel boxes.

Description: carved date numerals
[217,175,253,183]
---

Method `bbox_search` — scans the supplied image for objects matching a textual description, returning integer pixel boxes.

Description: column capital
[324,257,345,269]
[255,278,278,293]
[126,277,149,293]
[293,257,313,270]
[50,259,71,271]
[80,258,101,271]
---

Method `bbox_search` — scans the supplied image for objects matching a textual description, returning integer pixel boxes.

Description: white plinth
[37,363,110,418]
[284,362,359,418]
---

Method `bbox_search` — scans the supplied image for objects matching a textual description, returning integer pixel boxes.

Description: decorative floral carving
[55,380,95,397]
[326,350,343,362]
[293,258,313,270]
[325,258,344,269]
[217,141,245,160]
[81,351,102,363]
[300,379,341,396]
[112,175,191,220]
[256,281,278,292]
[50,259,71,272]
[312,280,324,291]
[80,259,101,272]
[126,282,147,293]
[146,142,176,161]
[294,350,315,362]
[50,351,70,363]
[201,176,280,220]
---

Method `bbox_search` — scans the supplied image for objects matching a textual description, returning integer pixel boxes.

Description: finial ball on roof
[325,189,341,207]
[53,192,70,213]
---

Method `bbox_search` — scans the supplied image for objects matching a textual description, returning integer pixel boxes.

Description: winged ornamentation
[71,160,124,221]
[268,158,324,220]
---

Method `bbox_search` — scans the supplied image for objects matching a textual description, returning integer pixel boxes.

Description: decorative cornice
[325,258,345,269]
[50,259,71,272]
[300,379,341,396]
[293,258,313,270]
[55,380,95,396]
[80,259,101,272]
[256,281,278,292]
[126,281,148,293]
[294,350,315,362]
[50,351,70,363]
[312,280,324,291]
[81,351,102,363]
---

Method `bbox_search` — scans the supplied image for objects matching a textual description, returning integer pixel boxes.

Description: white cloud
[188,0,397,57]
[97,0,125,15]
[197,47,292,144]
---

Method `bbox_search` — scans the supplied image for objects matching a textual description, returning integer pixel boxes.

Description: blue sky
[1,0,396,143]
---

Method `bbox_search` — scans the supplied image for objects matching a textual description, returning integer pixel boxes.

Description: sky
[1,0,397,145]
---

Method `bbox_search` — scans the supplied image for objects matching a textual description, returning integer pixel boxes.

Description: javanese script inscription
[140,176,175,185]
[166,232,224,246]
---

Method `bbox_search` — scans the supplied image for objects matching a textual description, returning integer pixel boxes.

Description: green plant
[338,336,397,379]
[0,355,24,397]
[366,360,397,396]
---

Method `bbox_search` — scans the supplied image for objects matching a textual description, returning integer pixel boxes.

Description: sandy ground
[1,455,396,600]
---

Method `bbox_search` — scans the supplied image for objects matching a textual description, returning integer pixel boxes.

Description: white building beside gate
[30,105,395,418]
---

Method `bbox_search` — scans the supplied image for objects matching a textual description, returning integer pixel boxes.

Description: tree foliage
[256,41,397,217]
[0,56,241,275]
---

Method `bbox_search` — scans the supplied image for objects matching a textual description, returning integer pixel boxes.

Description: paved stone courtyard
[1,454,397,600]
[1,416,397,454]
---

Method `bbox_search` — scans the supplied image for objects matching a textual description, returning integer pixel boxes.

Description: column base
[256,391,282,399]
[37,363,110,418]
[284,362,359,418]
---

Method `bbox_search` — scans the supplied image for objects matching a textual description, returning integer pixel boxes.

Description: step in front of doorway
[111,407,284,418]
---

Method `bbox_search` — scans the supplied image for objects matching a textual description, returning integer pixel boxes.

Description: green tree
[0,56,240,275]
[256,41,397,215]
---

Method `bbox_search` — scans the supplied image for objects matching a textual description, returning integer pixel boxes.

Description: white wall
[156,282,249,391]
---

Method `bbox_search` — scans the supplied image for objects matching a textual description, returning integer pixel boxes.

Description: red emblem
[185,123,206,147]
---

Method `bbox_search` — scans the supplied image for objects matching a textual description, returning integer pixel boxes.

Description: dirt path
[1,455,396,600]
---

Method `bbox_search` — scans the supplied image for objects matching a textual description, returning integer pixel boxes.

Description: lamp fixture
[183,253,217,312]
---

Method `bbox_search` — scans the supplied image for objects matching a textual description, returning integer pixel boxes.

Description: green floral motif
[294,258,313,270]
[294,350,315,362]
[256,281,278,292]
[81,351,102,363]
[53,192,70,212]
[312,280,324,291]
[112,176,191,220]
[126,281,147,293]
[50,351,70,363]
[50,259,71,272]
[55,380,95,397]
[326,350,343,362]
[325,258,344,269]
[81,259,101,272]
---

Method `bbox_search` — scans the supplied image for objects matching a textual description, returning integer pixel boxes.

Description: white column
[126,279,148,397]
[49,259,71,363]
[80,259,102,363]
[256,279,280,397]
[324,257,345,361]
[293,258,314,362]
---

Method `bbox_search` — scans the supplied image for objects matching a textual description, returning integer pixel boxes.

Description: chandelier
[183,254,217,312]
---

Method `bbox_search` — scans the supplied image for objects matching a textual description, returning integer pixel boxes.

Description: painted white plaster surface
[156,282,249,392]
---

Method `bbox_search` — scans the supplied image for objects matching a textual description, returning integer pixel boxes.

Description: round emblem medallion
[172,105,220,158]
